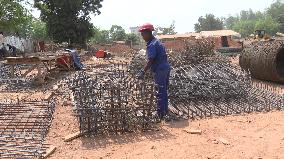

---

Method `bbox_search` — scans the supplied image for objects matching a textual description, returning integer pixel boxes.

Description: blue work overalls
[147,37,171,118]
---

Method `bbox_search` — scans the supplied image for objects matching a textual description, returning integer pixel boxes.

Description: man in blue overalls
[137,23,171,120]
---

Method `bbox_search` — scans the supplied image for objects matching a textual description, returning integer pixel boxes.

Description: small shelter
[200,30,242,49]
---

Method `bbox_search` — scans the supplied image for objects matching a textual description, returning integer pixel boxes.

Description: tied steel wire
[69,61,158,134]
[167,39,284,119]
[0,97,56,158]
[0,64,39,92]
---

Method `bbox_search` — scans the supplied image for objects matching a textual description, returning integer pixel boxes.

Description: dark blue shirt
[147,37,170,72]
[8,45,16,53]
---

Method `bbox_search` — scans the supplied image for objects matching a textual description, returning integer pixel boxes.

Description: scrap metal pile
[74,39,284,127]
[0,97,55,158]
[69,61,158,134]
[168,39,284,119]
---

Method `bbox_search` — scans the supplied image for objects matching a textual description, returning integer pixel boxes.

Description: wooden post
[10,64,14,78]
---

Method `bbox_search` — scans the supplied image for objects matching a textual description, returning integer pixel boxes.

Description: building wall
[4,36,33,52]
[161,37,195,52]
[160,36,242,52]
[213,36,242,49]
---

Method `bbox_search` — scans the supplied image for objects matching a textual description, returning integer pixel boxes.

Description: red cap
[139,23,154,32]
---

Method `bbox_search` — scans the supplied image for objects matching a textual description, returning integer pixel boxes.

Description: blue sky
[31,0,276,33]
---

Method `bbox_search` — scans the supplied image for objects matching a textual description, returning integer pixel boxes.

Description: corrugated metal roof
[200,30,240,37]
[156,33,199,40]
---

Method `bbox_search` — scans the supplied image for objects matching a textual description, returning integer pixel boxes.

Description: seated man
[65,46,84,70]
[0,43,7,58]
[56,46,84,70]
[7,44,17,57]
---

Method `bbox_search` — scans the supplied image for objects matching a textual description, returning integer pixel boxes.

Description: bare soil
[45,101,284,159]
[2,56,284,159]
[46,56,284,159]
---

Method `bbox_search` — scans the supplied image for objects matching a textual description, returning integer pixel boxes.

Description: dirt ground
[45,100,284,159]
[1,56,284,159]
[45,56,284,159]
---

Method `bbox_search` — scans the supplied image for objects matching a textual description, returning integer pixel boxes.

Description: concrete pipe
[239,40,284,83]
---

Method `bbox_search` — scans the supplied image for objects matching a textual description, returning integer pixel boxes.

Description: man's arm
[143,59,155,72]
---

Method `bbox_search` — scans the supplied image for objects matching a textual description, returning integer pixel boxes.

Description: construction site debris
[63,131,82,142]
[90,44,135,58]
[167,39,284,119]
[0,37,284,158]
[42,146,56,159]
[183,128,202,135]
[219,137,230,145]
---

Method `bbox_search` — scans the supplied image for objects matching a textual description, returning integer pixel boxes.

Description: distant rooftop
[200,30,241,37]
[156,30,241,40]
[156,33,199,40]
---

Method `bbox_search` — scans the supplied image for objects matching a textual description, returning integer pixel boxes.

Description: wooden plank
[42,146,56,159]
[63,131,82,142]
[44,92,55,101]
[40,56,57,61]
[6,57,41,65]
[10,64,14,78]
[183,128,202,135]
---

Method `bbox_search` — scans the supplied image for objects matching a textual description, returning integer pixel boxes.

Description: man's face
[141,31,151,42]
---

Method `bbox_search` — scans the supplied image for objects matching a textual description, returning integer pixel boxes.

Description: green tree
[0,0,33,37]
[194,14,223,32]
[100,30,111,43]
[90,27,111,44]
[255,16,280,35]
[225,15,239,29]
[125,33,139,46]
[226,5,281,37]
[90,26,102,43]
[239,9,257,21]
[267,0,284,32]
[34,0,103,47]
[232,20,256,37]
[156,21,177,35]
[31,19,49,40]
[109,25,126,41]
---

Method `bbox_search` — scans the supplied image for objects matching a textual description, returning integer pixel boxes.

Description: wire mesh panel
[168,40,284,119]
[0,97,55,158]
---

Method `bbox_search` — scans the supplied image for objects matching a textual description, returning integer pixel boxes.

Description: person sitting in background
[0,32,4,45]
[0,32,5,59]
[7,44,17,57]
[0,43,7,58]
[56,45,84,71]
[38,41,45,52]
[65,45,84,70]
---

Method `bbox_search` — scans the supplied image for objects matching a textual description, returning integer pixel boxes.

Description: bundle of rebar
[68,38,284,134]
[170,63,251,99]
[0,97,55,158]
[0,64,38,92]
[69,68,158,134]
[168,43,284,119]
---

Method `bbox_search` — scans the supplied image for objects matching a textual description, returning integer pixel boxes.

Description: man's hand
[137,70,145,80]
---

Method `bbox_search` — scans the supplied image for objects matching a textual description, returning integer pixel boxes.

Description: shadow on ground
[79,120,190,150]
